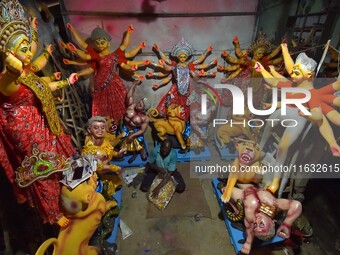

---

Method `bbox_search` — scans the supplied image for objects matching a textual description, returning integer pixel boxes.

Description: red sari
[87,45,127,122]
[0,79,75,224]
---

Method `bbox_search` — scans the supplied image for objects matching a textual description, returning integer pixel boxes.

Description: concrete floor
[115,144,340,255]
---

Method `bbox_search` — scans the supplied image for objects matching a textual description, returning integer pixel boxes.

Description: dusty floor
[1,144,339,255]
[115,145,340,255]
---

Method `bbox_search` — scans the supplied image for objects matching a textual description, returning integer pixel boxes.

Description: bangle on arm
[43,50,50,61]
[56,80,69,90]
[49,75,56,81]
[32,28,38,43]
[6,66,23,77]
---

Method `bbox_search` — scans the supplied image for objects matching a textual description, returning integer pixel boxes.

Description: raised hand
[222,50,228,57]
[54,72,61,80]
[66,23,74,32]
[207,45,213,52]
[67,42,77,52]
[45,44,53,55]
[68,73,79,85]
[128,25,134,32]
[29,17,38,30]
[140,41,146,48]
[217,65,224,71]
[254,61,264,72]
[153,43,159,51]
[5,52,23,74]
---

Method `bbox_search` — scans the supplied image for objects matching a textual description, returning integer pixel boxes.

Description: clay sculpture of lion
[35,175,117,255]
[148,104,187,149]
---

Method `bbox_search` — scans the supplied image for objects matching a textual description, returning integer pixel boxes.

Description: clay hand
[45,44,53,55]
[254,62,264,72]
[143,60,151,66]
[146,72,154,78]
[54,72,61,80]
[222,50,228,57]
[118,148,127,157]
[153,43,159,51]
[29,17,38,30]
[151,186,161,199]
[198,70,205,76]
[140,41,146,48]
[152,84,159,90]
[277,223,291,239]
[240,242,251,255]
[281,43,288,50]
[217,65,225,71]
[233,36,239,44]
[128,24,134,32]
[66,23,74,32]
[207,45,213,52]
[5,52,23,75]
[68,73,78,85]
[125,135,134,144]
[63,58,71,65]
[67,42,77,52]
[212,58,218,65]
[59,40,68,49]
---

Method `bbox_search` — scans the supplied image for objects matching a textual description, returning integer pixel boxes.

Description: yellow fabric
[18,71,62,135]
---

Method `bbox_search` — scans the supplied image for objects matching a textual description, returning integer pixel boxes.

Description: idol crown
[0,0,30,52]
[171,37,194,57]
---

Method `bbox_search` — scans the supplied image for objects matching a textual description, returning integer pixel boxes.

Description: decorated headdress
[248,32,274,57]
[295,52,317,73]
[0,0,31,53]
[171,38,194,58]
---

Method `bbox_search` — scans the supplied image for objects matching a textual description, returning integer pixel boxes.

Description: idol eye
[259,222,264,228]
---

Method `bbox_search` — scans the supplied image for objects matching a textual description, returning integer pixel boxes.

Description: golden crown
[171,38,194,57]
[0,0,31,52]
[248,32,274,56]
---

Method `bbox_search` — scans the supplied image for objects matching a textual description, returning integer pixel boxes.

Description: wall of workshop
[59,0,259,107]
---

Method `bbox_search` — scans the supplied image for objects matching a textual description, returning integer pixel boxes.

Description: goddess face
[177,53,188,63]
[95,37,109,51]
[253,47,266,61]
[13,38,33,66]
[88,121,106,139]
